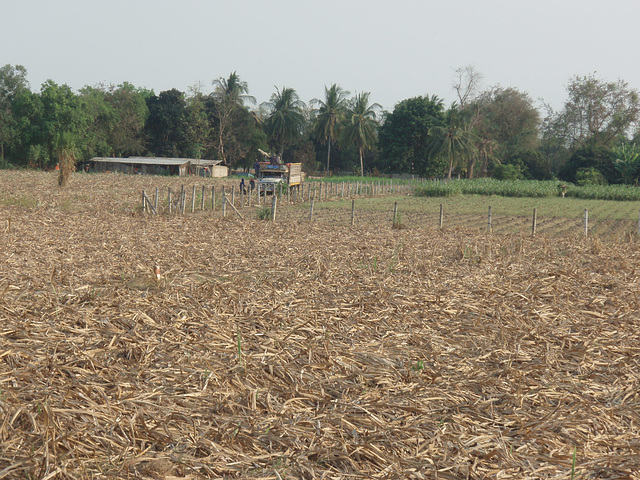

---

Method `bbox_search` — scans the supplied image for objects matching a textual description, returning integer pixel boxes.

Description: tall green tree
[474,87,542,178]
[77,86,115,159]
[428,104,477,179]
[262,86,306,158]
[312,84,350,172]
[11,89,44,166]
[378,95,446,176]
[39,80,85,167]
[0,65,29,163]
[211,72,255,164]
[104,82,150,157]
[145,89,187,157]
[342,92,380,176]
[550,74,640,148]
[185,88,213,160]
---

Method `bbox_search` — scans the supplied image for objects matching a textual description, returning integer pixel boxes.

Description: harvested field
[1,172,640,479]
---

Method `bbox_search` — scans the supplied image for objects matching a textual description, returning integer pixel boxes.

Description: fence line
[141,179,420,216]
[141,185,640,238]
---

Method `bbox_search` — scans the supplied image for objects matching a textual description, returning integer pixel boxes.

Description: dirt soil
[0,172,639,479]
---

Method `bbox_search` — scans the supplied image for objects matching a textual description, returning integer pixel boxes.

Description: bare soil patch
[0,172,639,479]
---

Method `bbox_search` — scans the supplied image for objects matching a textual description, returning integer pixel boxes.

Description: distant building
[88,157,228,177]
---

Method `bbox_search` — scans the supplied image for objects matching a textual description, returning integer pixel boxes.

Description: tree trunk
[326,137,331,172]
[359,148,364,177]
[468,155,477,178]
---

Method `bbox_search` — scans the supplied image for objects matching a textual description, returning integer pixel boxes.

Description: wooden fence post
[191,185,196,213]
[487,205,492,233]
[201,185,205,210]
[439,203,444,229]
[211,186,215,211]
[271,195,277,221]
[351,199,355,226]
[309,197,314,222]
[142,191,157,215]
[222,195,227,217]
[392,201,398,228]
[180,186,186,215]
[532,208,537,236]
[584,208,589,237]
[231,185,235,207]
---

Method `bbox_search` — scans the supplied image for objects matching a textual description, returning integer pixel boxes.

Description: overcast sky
[3,0,639,112]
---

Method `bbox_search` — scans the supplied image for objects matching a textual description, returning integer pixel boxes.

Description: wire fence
[142,182,640,240]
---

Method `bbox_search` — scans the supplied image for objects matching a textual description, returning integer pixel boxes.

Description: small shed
[88,157,226,177]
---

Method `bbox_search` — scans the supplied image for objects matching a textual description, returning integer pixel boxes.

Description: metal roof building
[88,157,227,177]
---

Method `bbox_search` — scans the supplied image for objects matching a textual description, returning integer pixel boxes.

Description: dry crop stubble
[0,172,639,479]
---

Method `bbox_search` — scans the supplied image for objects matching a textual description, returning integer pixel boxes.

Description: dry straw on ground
[0,172,639,479]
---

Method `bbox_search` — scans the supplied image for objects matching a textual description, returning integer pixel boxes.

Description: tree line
[1,64,639,184]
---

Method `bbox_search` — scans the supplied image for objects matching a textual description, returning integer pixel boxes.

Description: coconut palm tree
[211,72,255,164]
[428,104,477,179]
[342,92,381,176]
[212,71,256,107]
[262,87,306,157]
[312,84,350,172]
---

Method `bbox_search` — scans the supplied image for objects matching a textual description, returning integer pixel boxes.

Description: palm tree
[262,87,306,157]
[212,71,256,107]
[312,84,350,172]
[342,92,381,176]
[211,72,255,164]
[428,104,477,179]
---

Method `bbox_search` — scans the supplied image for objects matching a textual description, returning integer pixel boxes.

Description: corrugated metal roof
[90,157,223,166]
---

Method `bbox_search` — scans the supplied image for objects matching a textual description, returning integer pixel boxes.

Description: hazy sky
[3,0,640,112]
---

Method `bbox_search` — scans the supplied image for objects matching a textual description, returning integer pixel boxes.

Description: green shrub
[575,167,607,186]
[256,206,272,220]
[492,164,524,181]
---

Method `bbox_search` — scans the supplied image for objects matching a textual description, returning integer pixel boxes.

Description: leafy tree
[312,84,350,171]
[262,86,306,158]
[558,146,616,184]
[549,74,640,148]
[145,89,187,157]
[477,87,540,160]
[211,72,255,164]
[185,89,213,160]
[0,64,29,163]
[341,92,381,176]
[11,89,45,166]
[504,150,553,180]
[39,80,85,167]
[104,82,150,157]
[428,104,477,179]
[377,95,446,176]
[77,86,116,159]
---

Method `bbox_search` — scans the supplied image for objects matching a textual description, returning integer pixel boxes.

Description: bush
[575,167,607,186]
[492,164,524,181]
